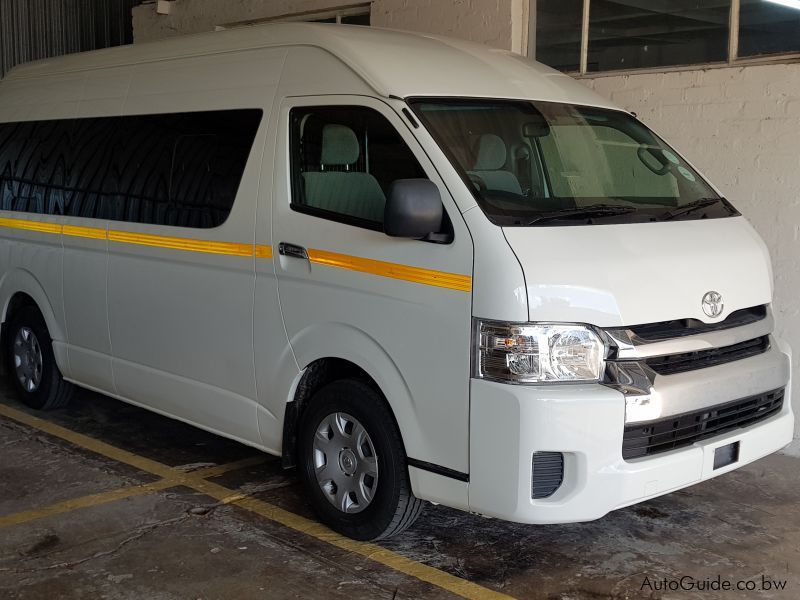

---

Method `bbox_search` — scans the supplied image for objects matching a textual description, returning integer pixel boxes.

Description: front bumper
[467,339,794,524]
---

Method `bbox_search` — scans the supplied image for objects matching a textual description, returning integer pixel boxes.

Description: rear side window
[0,109,262,228]
[0,120,71,216]
[290,105,425,230]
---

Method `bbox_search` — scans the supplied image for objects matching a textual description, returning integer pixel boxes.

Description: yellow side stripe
[0,216,267,258]
[254,244,273,259]
[308,248,472,293]
[62,224,107,240]
[108,230,254,257]
[0,217,470,292]
[0,217,62,235]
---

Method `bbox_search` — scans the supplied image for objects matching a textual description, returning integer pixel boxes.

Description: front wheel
[298,379,423,540]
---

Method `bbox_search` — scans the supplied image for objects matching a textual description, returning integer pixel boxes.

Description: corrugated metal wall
[0,0,143,78]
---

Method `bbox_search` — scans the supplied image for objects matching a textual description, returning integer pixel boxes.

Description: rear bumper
[467,339,794,524]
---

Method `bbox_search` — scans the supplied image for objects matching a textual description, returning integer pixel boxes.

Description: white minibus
[0,23,792,540]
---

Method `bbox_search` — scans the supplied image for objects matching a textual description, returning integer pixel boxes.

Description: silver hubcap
[313,412,378,514]
[13,327,43,393]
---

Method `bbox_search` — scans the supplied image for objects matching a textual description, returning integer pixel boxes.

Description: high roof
[3,23,615,108]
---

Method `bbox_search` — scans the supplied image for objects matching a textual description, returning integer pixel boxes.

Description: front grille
[645,336,770,376]
[532,452,564,499]
[622,388,784,459]
[628,305,767,341]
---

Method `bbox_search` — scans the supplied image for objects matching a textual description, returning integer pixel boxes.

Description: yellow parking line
[187,476,511,600]
[190,455,267,478]
[0,455,267,529]
[0,479,178,529]
[0,404,179,479]
[0,404,513,600]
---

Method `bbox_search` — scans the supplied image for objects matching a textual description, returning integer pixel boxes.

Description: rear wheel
[298,379,423,540]
[6,306,73,410]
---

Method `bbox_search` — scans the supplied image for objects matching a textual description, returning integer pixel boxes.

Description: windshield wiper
[659,198,723,221]
[525,204,638,226]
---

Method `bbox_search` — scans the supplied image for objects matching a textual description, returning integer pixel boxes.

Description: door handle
[278,242,308,260]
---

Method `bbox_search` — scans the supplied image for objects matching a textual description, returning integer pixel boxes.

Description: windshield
[411,99,739,226]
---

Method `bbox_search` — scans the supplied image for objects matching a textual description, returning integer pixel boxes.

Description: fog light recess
[532,451,564,499]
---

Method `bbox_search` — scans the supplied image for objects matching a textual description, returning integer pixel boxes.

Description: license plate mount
[713,441,740,470]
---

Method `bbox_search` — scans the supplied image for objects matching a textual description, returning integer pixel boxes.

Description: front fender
[287,321,420,458]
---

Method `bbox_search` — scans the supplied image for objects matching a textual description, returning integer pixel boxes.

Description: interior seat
[302,124,386,222]
[468,133,523,195]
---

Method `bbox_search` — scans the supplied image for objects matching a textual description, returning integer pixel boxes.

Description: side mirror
[384,179,443,239]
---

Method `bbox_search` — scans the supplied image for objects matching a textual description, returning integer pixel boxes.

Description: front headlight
[474,320,606,384]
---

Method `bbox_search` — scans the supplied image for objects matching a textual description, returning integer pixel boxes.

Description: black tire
[298,379,423,540]
[6,305,73,410]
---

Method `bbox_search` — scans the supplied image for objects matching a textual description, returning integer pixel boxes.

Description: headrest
[321,124,359,166]
[473,134,508,171]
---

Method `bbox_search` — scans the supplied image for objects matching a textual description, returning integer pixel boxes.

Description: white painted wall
[581,64,800,454]
[132,0,525,52]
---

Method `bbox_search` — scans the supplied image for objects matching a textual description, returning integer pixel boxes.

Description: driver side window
[290,105,426,231]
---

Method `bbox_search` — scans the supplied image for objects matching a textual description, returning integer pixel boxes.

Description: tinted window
[587,1,730,72]
[535,0,583,72]
[739,0,800,58]
[290,106,425,229]
[0,109,262,228]
[69,116,125,220]
[0,119,73,215]
[340,14,370,26]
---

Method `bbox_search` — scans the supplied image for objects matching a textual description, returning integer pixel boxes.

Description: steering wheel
[468,173,487,193]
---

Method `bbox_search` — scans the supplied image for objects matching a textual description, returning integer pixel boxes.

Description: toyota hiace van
[0,24,792,540]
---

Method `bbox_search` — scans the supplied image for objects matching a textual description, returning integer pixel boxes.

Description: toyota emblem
[702,291,724,318]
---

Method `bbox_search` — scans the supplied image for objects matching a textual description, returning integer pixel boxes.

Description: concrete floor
[0,381,798,600]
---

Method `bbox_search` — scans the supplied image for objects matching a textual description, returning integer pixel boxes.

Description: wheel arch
[0,269,64,340]
[280,322,419,470]
[0,270,68,378]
